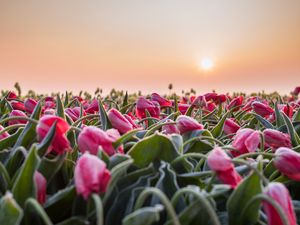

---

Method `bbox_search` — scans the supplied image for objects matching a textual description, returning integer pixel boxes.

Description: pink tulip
[293,86,300,96]
[205,102,216,112]
[231,128,260,156]
[278,104,294,118]
[65,107,86,122]
[10,101,25,111]
[252,101,274,117]
[124,114,140,129]
[43,108,56,115]
[108,108,133,134]
[274,147,300,181]
[263,182,297,225]
[191,95,207,108]
[204,93,218,101]
[85,99,99,114]
[224,119,240,136]
[162,119,180,134]
[176,115,204,134]
[151,93,172,107]
[78,126,123,156]
[214,94,227,104]
[44,101,56,109]
[75,153,111,199]
[8,110,27,125]
[136,97,160,119]
[0,125,9,140]
[207,147,242,188]
[263,129,292,150]
[7,91,17,99]
[227,96,243,111]
[24,98,37,114]
[36,115,70,154]
[178,103,189,114]
[34,171,47,205]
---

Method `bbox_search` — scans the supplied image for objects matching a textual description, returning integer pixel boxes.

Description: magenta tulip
[162,119,180,134]
[8,110,27,125]
[224,119,240,136]
[263,129,292,150]
[136,97,160,119]
[10,101,25,111]
[227,96,243,111]
[108,108,133,134]
[75,153,111,199]
[151,93,172,107]
[0,125,9,140]
[24,98,37,114]
[207,147,242,188]
[65,107,86,122]
[252,101,274,117]
[34,171,47,205]
[231,128,260,156]
[176,115,204,134]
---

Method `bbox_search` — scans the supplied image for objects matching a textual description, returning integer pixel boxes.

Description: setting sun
[200,58,214,71]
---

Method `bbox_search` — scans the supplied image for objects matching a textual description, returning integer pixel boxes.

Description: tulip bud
[8,110,27,125]
[75,153,111,199]
[124,114,140,129]
[274,147,300,181]
[7,91,17,99]
[191,95,207,108]
[176,115,204,134]
[36,115,70,154]
[24,98,37,114]
[85,99,99,114]
[178,103,189,114]
[136,97,160,119]
[207,147,242,188]
[10,101,25,111]
[34,171,47,205]
[227,96,243,111]
[151,93,172,107]
[224,118,240,136]
[293,86,300,96]
[263,129,292,150]
[204,92,218,101]
[108,108,133,134]
[263,182,297,225]
[0,125,9,140]
[162,119,180,134]
[231,128,260,156]
[252,101,274,117]
[65,107,86,122]
[44,100,56,109]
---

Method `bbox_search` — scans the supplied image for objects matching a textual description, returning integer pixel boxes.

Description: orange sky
[1,0,300,95]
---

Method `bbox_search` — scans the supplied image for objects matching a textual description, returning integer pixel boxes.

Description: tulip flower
[178,103,189,114]
[231,128,260,156]
[274,147,300,181]
[263,182,297,225]
[0,125,9,140]
[151,93,172,107]
[293,86,300,96]
[252,101,274,117]
[136,97,160,119]
[75,153,111,199]
[214,94,227,104]
[223,118,240,136]
[8,110,27,125]
[44,101,56,109]
[65,107,86,122]
[207,147,242,188]
[7,91,17,99]
[24,98,37,114]
[176,115,204,134]
[43,108,56,115]
[108,108,133,134]
[263,129,292,150]
[78,126,123,156]
[10,101,25,111]
[205,102,216,112]
[124,114,140,129]
[162,119,180,134]
[227,96,243,111]
[36,115,70,154]
[191,95,207,108]
[85,99,99,114]
[278,104,294,118]
[204,92,218,101]
[34,171,47,205]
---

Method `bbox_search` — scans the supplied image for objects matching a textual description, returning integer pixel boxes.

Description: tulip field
[1,87,300,225]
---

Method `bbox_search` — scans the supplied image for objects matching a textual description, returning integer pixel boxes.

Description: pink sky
[0,0,300,95]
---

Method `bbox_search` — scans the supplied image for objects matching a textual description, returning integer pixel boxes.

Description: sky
[0,0,300,95]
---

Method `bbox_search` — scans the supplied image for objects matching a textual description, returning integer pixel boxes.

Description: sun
[200,58,214,71]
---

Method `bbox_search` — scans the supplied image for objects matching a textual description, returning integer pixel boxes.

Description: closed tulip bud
[263,182,297,225]
[124,114,140,129]
[24,98,37,114]
[263,129,292,150]
[44,101,56,109]
[215,94,227,104]
[10,100,25,111]
[192,95,207,108]
[8,110,27,125]
[252,101,274,117]
[176,115,204,134]
[178,103,189,114]
[108,108,133,134]
[0,125,9,140]
[85,99,99,114]
[278,104,294,118]
[227,96,243,111]
[232,128,260,156]
[43,108,56,115]
[136,97,160,119]
[7,91,17,99]
[151,93,172,107]
[36,115,70,154]
[65,107,86,122]
[293,86,300,96]
[205,102,216,112]
[224,118,240,136]
[204,92,218,101]
[78,126,123,156]
[162,119,180,134]
[75,153,111,200]
[207,147,242,188]
[34,171,47,205]
[274,147,300,181]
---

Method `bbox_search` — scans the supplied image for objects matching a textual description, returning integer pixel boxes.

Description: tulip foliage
[1,87,300,225]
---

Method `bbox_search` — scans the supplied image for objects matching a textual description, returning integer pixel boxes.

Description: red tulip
[124,114,140,129]
[263,129,292,150]
[36,115,70,154]
[43,108,56,115]
[85,99,99,114]
[278,104,294,118]
[78,126,123,156]
[204,92,218,101]
[293,86,300,96]
[151,93,172,107]
[65,107,86,122]
[207,147,242,188]
[108,108,133,134]
[75,153,111,199]
[34,171,47,205]
[252,101,274,117]
[192,95,207,108]
[7,91,17,99]
[223,118,240,136]
[178,103,189,114]
[162,119,180,134]
[0,125,9,140]
[274,147,300,181]
[10,101,25,111]
[44,101,56,109]
[176,115,204,134]
[215,94,227,104]
[136,97,160,119]
[24,98,37,114]
[227,96,243,111]
[205,102,216,112]
[231,128,260,156]
[263,182,297,225]
[8,110,27,125]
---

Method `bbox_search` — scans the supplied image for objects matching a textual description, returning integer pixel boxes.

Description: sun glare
[200,58,214,71]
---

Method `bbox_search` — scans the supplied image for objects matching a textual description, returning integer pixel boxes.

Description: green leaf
[122,204,163,225]
[0,161,11,192]
[0,192,23,225]
[38,154,66,182]
[36,121,57,157]
[211,111,230,138]
[252,113,274,129]
[112,129,140,149]
[56,94,66,120]
[274,103,284,127]
[64,91,69,107]
[0,128,23,150]
[281,112,300,146]
[122,91,128,107]
[98,98,112,130]
[128,133,179,168]
[12,145,41,207]
[227,171,262,225]
[23,198,53,225]
[56,217,89,225]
